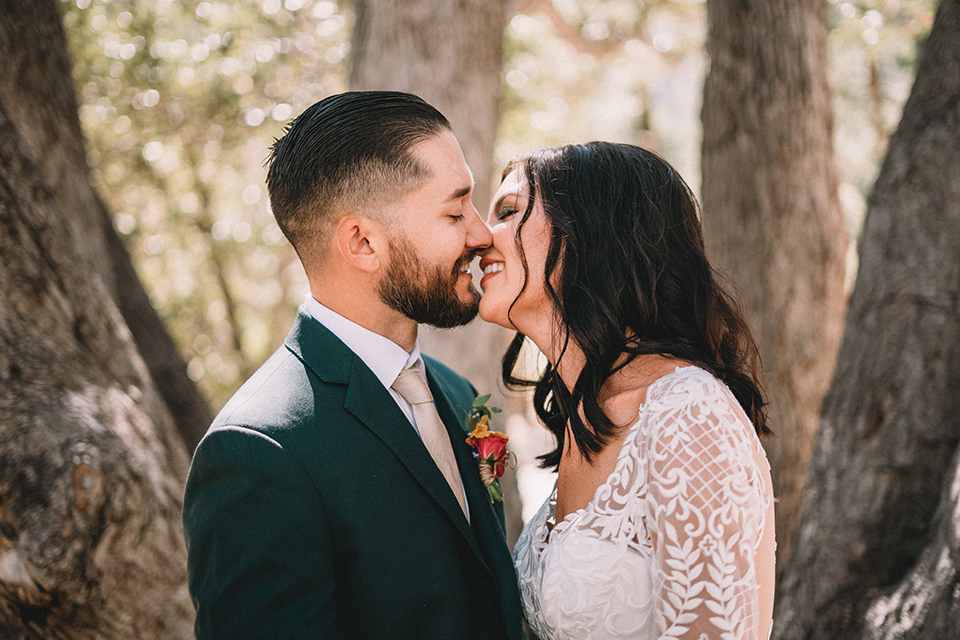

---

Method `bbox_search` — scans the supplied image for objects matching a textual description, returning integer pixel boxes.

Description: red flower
[472,431,508,477]
[465,415,511,502]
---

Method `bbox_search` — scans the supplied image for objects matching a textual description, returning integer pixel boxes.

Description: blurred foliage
[59,0,350,407]
[827,0,937,234]
[57,0,936,410]
[497,0,708,191]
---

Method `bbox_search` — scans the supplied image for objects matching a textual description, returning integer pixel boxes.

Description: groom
[182,91,524,640]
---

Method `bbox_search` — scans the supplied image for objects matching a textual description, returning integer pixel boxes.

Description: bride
[478,141,776,640]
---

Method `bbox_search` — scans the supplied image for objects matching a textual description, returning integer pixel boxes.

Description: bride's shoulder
[646,365,738,408]
[641,365,756,443]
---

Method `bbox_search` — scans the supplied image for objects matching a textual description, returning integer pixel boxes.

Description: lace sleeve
[645,380,767,640]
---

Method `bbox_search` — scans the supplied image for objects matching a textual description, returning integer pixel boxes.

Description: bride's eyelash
[497,205,517,221]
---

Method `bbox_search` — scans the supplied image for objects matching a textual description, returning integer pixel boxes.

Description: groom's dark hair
[266,91,450,266]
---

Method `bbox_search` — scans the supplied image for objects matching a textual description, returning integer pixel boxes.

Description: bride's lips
[478,258,504,290]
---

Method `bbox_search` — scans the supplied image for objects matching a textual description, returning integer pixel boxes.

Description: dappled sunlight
[62,0,347,406]
[59,0,935,413]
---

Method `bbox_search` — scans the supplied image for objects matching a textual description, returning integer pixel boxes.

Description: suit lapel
[343,363,483,557]
[426,371,497,525]
[425,364,512,568]
[287,311,484,560]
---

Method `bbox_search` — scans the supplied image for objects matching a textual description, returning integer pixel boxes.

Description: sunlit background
[59,0,936,518]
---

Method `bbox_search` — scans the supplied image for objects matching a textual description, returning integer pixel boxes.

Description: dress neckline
[545,365,699,538]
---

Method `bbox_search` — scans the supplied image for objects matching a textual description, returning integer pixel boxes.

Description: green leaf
[472,393,491,408]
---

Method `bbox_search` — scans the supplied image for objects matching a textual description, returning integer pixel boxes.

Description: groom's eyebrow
[448,175,475,202]
[450,185,471,201]
[445,170,475,202]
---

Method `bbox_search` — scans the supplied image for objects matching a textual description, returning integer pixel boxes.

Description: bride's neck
[547,341,682,407]
[535,333,585,393]
[529,322,682,401]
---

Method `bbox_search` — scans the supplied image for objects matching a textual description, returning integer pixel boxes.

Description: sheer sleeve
[644,381,769,640]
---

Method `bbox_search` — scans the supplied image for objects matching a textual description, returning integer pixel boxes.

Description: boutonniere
[464,394,511,503]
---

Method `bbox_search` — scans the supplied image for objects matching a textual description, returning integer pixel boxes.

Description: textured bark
[774,0,960,638]
[701,0,848,560]
[0,0,211,453]
[0,1,194,637]
[0,101,193,639]
[350,0,524,544]
[351,0,505,210]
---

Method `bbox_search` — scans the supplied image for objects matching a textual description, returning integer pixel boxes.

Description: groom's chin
[454,285,482,320]
[421,293,481,329]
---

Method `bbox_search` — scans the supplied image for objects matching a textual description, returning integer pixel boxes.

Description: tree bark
[774,0,960,637]
[0,0,211,453]
[350,0,524,544]
[0,1,194,636]
[0,100,193,640]
[351,0,505,210]
[701,0,848,561]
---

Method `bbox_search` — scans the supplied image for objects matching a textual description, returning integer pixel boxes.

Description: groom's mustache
[453,251,478,276]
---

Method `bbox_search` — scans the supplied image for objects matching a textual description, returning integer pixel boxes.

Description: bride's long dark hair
[500,142,770,469]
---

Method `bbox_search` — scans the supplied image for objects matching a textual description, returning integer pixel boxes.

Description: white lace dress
[513,366,774,640]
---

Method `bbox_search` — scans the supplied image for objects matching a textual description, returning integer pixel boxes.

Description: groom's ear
[335,215,387,273]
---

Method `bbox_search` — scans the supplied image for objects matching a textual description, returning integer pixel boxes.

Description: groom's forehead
[409,133,475,202]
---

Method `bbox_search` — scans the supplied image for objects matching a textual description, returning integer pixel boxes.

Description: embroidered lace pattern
[513,366,773,640]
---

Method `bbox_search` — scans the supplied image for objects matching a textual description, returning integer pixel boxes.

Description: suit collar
[426,362,524,636]
[423,364,499,526]
[343,359,485,559]
[302,298,421,391]
[285,309,353,384]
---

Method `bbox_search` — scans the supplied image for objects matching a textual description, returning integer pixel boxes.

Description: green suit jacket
[182,311,525,639]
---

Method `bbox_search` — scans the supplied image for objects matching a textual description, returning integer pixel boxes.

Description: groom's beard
[378,237,480,328]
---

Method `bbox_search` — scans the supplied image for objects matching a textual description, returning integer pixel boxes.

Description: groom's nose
[463,199,493,252]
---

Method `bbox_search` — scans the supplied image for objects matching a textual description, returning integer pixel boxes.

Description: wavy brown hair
[500,142,770,469]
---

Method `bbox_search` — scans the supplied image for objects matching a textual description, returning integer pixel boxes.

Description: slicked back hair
[265,91,450,267]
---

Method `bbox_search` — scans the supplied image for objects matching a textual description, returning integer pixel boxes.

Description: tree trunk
[773,0,960,637]
[350,0,524,545]
[0,2,194,637]
[351,0,505,210]
[700,0,848,561]
[0,0,211,453]
[0,99,193,640]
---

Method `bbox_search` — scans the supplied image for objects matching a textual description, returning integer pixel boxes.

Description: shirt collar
[304,295,421,391]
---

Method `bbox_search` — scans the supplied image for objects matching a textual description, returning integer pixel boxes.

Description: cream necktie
[391,363,468,519]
